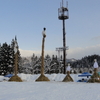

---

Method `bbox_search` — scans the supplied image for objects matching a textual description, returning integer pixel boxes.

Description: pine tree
[0,43,14,75]
[10,39,15,73]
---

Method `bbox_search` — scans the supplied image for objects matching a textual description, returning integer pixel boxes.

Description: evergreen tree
[10,39,15,73]
[0,43,14,75]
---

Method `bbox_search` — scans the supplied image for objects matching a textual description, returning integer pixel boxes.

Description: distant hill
[71,54,100,68]
[66,58,77,63]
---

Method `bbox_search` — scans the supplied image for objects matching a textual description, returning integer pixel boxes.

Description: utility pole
[58,0,69,74]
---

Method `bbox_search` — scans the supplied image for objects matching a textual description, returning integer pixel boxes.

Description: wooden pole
[35,28,50,81]
[14,40,18,76]
[14,52,18,76]
[41,34,46,75]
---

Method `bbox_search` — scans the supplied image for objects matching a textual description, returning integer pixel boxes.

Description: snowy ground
[0,74,100,100]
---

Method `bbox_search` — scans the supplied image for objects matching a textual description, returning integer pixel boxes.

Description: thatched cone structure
[36,74,50,81]
[36,28,50,82]
[63,71,74,82]
[9,75,22,82]
[8,38,22,82]
[88,69,100,83]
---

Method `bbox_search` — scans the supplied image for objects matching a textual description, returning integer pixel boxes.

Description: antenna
[62,0,63,7]
[60,2,61,8]
[66,1,68,7]
[58,0,69,20]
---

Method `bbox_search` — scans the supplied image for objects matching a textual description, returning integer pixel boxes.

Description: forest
[0,39,100,75]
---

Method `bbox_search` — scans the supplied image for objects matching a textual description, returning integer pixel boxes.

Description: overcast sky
[0,0,100,59]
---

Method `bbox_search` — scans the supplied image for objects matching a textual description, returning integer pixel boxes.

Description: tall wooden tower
[58,0,69,74]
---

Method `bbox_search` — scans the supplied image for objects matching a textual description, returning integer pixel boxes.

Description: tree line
[71,54,100,68]
[0,38,100,75]
[20,54,100,74]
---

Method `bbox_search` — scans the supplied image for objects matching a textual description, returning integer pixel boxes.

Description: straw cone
[9,75,22,82]
[36,74,50,81]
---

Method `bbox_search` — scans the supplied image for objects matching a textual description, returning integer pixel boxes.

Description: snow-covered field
[0,74,100,100]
